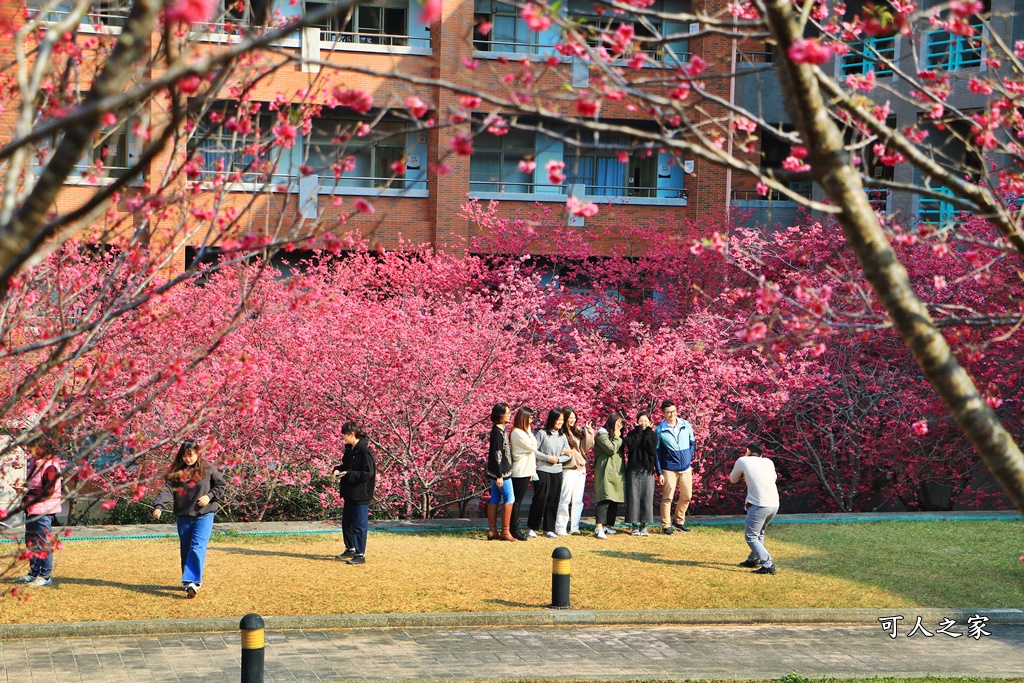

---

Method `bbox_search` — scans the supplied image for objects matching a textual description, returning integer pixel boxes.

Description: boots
[500,504,517,541]
[486,503,499,540]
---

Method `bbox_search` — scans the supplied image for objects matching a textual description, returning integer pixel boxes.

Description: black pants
[527,470,563,533]
[510,477,531,536]
[596,499,619,527]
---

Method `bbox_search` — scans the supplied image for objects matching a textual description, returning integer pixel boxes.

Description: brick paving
[1,623,1022,682]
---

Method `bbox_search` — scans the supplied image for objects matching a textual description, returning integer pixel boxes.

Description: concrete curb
[9,509,1017,544]
[2,607,1022,640]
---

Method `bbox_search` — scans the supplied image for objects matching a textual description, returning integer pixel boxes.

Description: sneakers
[640,527,650,537]
[594,529,607,540]
[752,565,776,575]
[556,531,568,537]
[14,574,38,584]
[662,527,675,536]
[184,582,198,598]
[570,530,581,535]
[739,559,762,568]
[526,529,538,539]
[672,523,691,533]
[336,549,356,561]
[347,554,366,565]
[604,526,618,535]
[544,531,558,538]
[630,526,641,536]
[28,576,52,587]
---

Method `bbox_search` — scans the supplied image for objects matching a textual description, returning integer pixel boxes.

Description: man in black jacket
[334,422,376,565]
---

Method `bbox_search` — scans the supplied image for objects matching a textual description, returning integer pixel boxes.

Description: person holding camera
[334,422,376,565]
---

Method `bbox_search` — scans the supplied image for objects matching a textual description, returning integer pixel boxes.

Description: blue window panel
[919,188,956,225]
[925,26,983,70]
[840,36,895,77]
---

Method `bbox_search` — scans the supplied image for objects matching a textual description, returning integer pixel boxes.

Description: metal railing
[73,164,134,179]
[473,38,547,54]
[320,175,427,191]
[866,188,890,213]
[320,30,430,49]
[739,50,775,64]
[469,181,566,194]
[732,189,789,202]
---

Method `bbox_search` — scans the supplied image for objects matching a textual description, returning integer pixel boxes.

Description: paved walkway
[2,623,1023,682]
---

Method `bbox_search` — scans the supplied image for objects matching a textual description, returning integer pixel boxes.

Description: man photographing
[729,442,779,575]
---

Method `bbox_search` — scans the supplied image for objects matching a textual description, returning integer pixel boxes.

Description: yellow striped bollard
[240,613,266,683]
[549,546,571,609]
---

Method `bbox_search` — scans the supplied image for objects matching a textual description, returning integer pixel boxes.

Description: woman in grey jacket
[527,409,571,538]
[153,439,226,598]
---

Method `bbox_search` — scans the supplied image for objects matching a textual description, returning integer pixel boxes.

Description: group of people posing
[485,399,700,541]
[485,399,781,574]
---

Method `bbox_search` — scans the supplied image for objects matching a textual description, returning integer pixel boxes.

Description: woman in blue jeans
[153,439,226,598]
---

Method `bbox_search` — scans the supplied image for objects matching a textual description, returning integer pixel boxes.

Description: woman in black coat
[485,402,516,541]
[624,412,659,536]
[334,421,376,564]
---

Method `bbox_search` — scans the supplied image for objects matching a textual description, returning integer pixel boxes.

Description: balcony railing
[473,38,548,54]
[320,175,427,191]
[469,181,566,194]
[866,188,890,213]
[320,30,430,49]
[29,6,128,28]
[919,188,956,225]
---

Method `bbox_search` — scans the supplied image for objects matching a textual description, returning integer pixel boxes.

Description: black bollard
[549,546,571,609]
[240,613,266,683]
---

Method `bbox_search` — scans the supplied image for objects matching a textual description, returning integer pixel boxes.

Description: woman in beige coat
[556,407,594,535]
[507,407,537,540]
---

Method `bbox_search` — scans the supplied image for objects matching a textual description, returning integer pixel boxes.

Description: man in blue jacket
[655,399,696,535]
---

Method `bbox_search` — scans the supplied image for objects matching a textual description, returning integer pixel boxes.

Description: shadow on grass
[766,519,1024,609]
[57,577,181,598]
[209,546,337,562]
[592,550,735,570]
[484,598,547,609]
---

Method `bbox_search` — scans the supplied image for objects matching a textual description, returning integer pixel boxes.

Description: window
[308,119,407,189]
[190,107,273,183]
[310,0,408,46]
[470,129,535,192]
[29,0,127,27]
[88,0,129,27]
[759,125,812,200]
[919,187,955,225]
[923,0,987,70]
[474,0,536,53]
[567,0,686,63]
[565,133,658,197]
[211,0,269,30]
[840,36,896,76]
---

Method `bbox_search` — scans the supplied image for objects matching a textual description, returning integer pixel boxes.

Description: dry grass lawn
[2,520,1020,624]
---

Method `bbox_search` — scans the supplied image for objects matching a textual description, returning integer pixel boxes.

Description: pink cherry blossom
[521,3,551,32]
[165,0,214,24]
[788,38,834,65]
[546,159,566,184]
[419,0,441,26]
[406,96,429,119]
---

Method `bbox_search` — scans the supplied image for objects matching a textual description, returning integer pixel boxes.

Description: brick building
[10,0,745,272]
[732,0,1024,230]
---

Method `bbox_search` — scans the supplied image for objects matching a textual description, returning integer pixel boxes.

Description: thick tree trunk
[0,0,159,290]
[760,0,1024,514]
